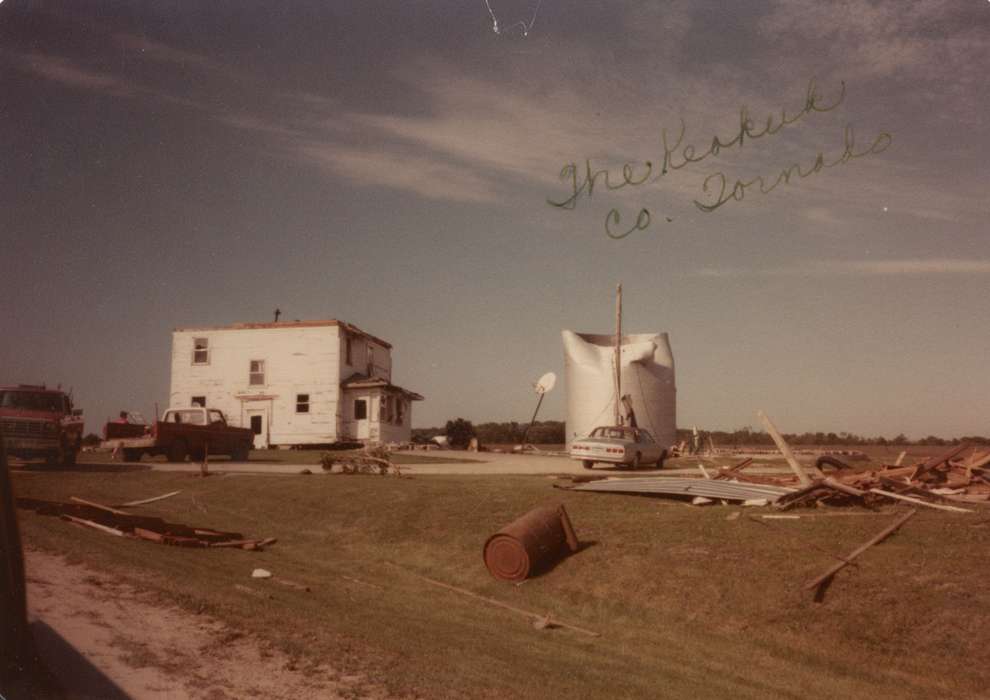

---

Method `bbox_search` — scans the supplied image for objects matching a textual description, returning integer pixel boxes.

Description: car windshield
[590,426,635,440]
[0,391,64,412]
[171,410,206,425]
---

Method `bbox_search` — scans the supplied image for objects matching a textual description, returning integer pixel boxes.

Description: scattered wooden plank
[894,450,906,466]
[823,478,867,498]
[916,444,970,473]
[114,491,182,508]
[60,514,126,537]
[869,489,973,513]
[384,563,600,637]
[133,527,164,543]
[804,509,916,593]
[69,496,130,516]
[273,577,311,592]
[757,410,823,485]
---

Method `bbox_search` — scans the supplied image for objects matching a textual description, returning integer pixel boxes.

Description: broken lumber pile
[320,446,401,475]
[16,497,276,550]
[776,444,990,512]
[561,444,988,512]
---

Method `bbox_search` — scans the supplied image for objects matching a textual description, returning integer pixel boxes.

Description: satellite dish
[534,372,557,395]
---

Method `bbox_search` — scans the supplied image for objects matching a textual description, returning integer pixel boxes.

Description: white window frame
[192,338,209,365]
[296,393,310,413]
[249,359,265,386]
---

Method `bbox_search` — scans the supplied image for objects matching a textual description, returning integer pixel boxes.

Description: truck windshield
[0,391,64,412]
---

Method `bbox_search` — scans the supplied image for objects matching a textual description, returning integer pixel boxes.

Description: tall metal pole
[615,283,622,425]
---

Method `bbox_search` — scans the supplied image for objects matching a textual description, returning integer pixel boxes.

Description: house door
[353,398,369,440]
[247,408,268,449]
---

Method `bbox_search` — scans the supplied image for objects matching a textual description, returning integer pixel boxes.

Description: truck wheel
[45,451,60,468]
[630,453,641,470]
[231,445,250,462]
[123,449,142,462]
[189,448,205,462]
[167,440,188,463]
[582,460,594,470]
[61,449,77,468]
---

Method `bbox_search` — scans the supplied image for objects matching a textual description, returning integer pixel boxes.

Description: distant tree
[444,418,476,449]
[891,433,909,446]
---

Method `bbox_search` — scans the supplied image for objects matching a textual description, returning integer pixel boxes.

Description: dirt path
[24,549,394,699]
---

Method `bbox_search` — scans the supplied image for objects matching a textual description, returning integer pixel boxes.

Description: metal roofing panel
[568,477,794,502]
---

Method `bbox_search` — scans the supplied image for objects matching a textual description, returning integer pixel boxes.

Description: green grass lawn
[12,469,990,699]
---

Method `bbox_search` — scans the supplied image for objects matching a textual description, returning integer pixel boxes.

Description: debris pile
[560,444,990,513]
[777,444,990,512]
[320,446,401,475]
[16,494,276,550]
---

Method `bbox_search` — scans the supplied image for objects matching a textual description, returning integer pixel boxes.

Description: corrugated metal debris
[563,477,795,502]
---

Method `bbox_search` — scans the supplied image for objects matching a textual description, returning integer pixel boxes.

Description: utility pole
[615,283,622,426]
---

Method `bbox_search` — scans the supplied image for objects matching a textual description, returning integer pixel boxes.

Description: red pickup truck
[103,407,252,463]
[0,384,84,467]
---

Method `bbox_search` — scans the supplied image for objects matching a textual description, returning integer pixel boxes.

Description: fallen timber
[16,496,275,550]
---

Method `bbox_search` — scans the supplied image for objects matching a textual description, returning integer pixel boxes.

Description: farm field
[12,466,990,699]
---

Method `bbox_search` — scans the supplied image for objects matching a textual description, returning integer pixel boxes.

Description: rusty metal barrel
[483,504,579,582]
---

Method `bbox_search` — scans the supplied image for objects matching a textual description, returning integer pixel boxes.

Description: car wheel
[61,449,77,468]
[167,440,188,463]
[123,449,142,462]
[582,460,594,470]
[631,453,641,470]
[655,449,667,469]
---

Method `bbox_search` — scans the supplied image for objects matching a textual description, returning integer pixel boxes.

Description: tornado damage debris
[16,494,277,550]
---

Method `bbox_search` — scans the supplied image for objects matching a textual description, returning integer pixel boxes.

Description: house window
[396,398,405,425]
[385,395,394,423]
[191,396,206,407]
[250,415,263,435]
[296,394,310,413]
[192,338,209,365]
[354,399,367,420]
[249,360,265,385]
[345,336,353,366]
[367,345,374,375]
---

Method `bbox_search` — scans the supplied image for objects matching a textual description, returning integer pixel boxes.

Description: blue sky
[1,0,988,438]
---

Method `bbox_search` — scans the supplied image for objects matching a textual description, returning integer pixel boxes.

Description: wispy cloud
[695,258,990,278]
[15,52,135,96]
[297,144,498,204]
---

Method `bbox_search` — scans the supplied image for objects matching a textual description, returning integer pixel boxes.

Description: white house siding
[169,321,419,447]
[170,326,340,446]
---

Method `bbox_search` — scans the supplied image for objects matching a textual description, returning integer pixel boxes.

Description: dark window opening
[193,338,209,365]
[250,415,263,435]
[296,394,310,413]
[354,399,367,420]
[191,396,206,407]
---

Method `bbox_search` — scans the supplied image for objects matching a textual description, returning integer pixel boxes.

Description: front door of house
[247,408,268,449]
[353,397,369,440]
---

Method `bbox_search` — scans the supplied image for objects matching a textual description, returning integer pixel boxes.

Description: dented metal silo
[561,329,676,450]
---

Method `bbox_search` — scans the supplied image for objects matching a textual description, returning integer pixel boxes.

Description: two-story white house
[169,320,423,448]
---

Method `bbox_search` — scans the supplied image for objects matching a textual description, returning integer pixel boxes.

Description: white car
[569,425,666,470]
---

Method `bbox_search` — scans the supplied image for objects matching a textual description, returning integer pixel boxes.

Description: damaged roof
[173,319,392,349]
[341,373,424,401]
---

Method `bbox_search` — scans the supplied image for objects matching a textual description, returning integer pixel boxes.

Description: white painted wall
[170,323,411,447]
